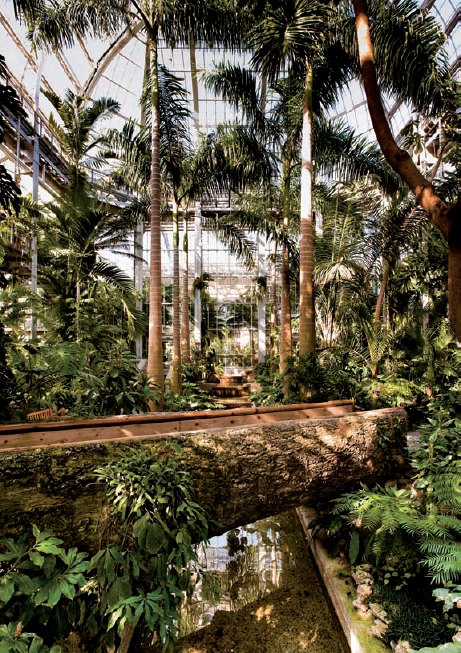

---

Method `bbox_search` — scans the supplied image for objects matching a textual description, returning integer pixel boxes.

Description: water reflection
[174,511,346,653]
[180,515,288,636]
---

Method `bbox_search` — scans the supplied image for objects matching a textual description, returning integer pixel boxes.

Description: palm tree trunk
[279,157,292,387]
[171,196,182,394]
[330,276,338,347]
[270,237,278,356]
[147,33,165,410]
[374,258,391,324]
[352,0,461,343]
[299,63,316,356]
[181,214,191,361]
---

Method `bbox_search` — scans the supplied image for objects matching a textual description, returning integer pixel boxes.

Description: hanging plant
[192,272,214,292]
[252,275,267,299]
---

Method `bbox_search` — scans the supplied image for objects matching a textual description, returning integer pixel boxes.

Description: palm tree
[29,0,245,410]
[104,70,261,392]
[36,192,142,340]
[240,0,458,352]
[204,62,400,387]
[203,64,301,382]
[27,88,142,340]
[247,0,354,361]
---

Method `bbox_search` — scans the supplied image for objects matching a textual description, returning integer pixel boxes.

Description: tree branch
[352,0,461,340]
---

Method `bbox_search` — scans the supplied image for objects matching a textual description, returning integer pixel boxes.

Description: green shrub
[0,444,219,652]
[164,383,224,412]
[372,582,453,650]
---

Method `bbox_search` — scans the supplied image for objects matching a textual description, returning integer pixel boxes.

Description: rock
[352,565,374,586]
[371,618,388,639]
[353,582,373,616]
[369,602,389,623]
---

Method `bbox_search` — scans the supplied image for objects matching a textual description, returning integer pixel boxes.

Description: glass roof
[0,0,459,176]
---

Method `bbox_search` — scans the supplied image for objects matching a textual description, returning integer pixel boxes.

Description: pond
[157,510,348,653]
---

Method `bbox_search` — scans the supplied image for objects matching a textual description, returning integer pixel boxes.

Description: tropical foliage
[0,444,218,652]
[0,2,460,649]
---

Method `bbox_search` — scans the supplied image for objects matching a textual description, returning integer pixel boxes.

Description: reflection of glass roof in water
[1,0,459,146]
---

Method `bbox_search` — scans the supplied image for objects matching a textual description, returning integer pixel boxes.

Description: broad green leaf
[46,581,62,607]
[67,561,88,575]
[349,531,360,565]
[28,552,44,568]
[0,552,21,562]
[59,580,76,600]
[34,585,49,606]
[107,607,123,631]
[88,550,105,571]
[146,524,164,555]
[62,573,86,586]
[29,637,44,653]
[42,555,56,579]
[14,574,34,595]
[35,543,62,555]
[133,514,150,549]
[0,578,15,604]
[104,550,115,585]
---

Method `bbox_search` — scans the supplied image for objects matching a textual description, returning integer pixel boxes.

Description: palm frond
[249,0,332,82]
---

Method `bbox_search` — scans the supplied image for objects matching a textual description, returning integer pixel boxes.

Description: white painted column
[134,220,144,358]
[30,54,45,340]
[194,203,202,349]
[190,35,202,351]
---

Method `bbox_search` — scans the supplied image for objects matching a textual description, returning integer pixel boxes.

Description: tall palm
[105,73,260,392]
[204,64,301,381]
[248,0,353,360]
[241,0,458,349]
[151,66,191,394]
[204,63,398,382]
[30,0,245,409]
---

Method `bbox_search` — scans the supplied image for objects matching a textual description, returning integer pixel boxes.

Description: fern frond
[422,539,461,583]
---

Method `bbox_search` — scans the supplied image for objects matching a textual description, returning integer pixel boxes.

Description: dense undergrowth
[0,443,219,652]
[310,396,461,652]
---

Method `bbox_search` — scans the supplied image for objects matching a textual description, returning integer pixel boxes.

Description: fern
[421,539,461,584]
[333,479,461,582]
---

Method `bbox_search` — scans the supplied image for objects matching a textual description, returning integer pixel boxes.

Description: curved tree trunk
[147,33,165,409]
[181,214,191,362]
[299,63,316,356]
[353,0,461,342]
[171,197,182,394]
